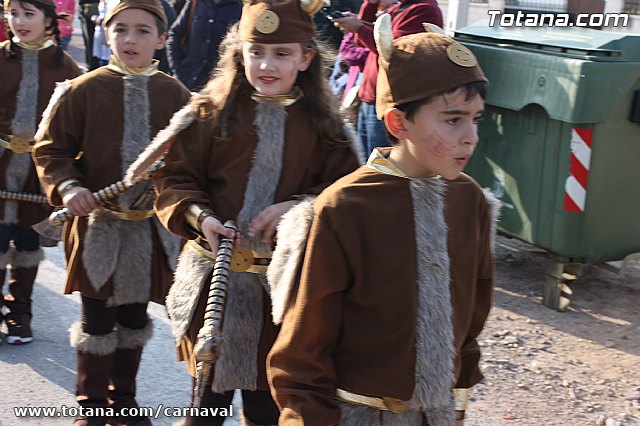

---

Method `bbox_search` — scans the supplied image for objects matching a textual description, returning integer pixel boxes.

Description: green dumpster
[454,24,640,309]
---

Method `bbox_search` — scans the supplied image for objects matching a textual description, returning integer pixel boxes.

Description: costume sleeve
[33,84,86,206]
[268,212,349,426]
[339,33,369,67]
[299,143,358,197]
[455,198,494,388]
[153,116,216,240]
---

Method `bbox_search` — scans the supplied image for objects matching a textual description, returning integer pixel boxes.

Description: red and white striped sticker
[564,128,593,212]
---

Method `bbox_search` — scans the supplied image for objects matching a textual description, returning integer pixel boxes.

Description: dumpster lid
[455,21,640,61]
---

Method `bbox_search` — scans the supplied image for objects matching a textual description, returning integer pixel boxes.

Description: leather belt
[187,240,271,274]
[102,208,155,221]
[0,135,34,154]
[335,389,411,414]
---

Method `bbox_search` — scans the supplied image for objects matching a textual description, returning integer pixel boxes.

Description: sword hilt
[48,161,164,226]
[193,220,237,407]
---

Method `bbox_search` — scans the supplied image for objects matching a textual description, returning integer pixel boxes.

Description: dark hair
[384,81,488,145]
[104,11,168,35]
[196,24,349,148]
[3,0,64,67]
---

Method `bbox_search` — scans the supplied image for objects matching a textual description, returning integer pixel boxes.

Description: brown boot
[70,321,118,426]
[4,250,41,345]
[109,320,153,426]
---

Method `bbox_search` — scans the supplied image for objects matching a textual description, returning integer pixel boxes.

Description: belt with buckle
[102,208,155,221]
[335,389,411,414]
[187,240,271,274]
[0,135,34,154]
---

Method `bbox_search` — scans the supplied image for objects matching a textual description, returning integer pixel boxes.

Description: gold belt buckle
[8,135,33,154]
[230,247,254,272]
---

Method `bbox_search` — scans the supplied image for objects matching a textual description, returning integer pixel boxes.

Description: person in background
[56,0,75,50]
[0,4,8,42]
[90,0,112,67]
[166,0,242,91]
[1,0,80,346]
[332,0,442,156]
[154,0,175,74]
[78,0,99,69]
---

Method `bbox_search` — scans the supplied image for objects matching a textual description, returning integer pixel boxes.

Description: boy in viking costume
[268,19,498,425]
[144,0,360,423]
[32,0,190,424]
[1,0,80,345]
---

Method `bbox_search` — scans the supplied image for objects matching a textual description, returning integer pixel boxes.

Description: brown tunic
[0,43,81,226]
[268,167,495,424]
[33,66,191,301]
[153,95,360,389]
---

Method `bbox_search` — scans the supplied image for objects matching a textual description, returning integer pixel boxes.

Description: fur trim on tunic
[34,79,73,142]
[2,49,39,222]
[0,152,33,224]
[338,401,423,425]
[210,271,264,393]
[83,210,152,306]
[166,248,214,345]
[267,198,315,325]
[124,103,196,185]
[11,48,38,140]
[116,318,154,349]
[0,247,14,269]
[69,321,118,356]
[236,101,287,253]
[208,101,289,393]
[10,247,44,268]
[82,75,179,304]
[409,178,455,425]
[482,188,502,253]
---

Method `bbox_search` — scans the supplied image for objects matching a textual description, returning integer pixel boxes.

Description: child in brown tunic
[1,0,80,345]
[268,21,497,426]
[141,0,360,423]
[33,0,190,424]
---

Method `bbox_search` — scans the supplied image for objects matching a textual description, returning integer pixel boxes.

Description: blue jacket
[167,0,242,91]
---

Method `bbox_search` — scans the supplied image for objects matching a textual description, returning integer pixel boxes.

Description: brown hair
[193,23,348,147]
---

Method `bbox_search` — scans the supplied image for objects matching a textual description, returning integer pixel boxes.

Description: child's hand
[248,200,299,245]
[201,216,237,254]
[62,187,98,216]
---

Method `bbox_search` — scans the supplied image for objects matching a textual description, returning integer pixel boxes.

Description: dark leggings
[188,387,279,426]
[81,295,148,335]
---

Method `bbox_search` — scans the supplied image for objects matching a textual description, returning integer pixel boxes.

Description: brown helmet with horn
[238,0,323,44]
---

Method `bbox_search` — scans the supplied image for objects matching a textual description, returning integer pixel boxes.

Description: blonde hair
[193,24,348,146]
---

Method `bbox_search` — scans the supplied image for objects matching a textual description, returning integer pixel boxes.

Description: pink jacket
[56,0,76,38]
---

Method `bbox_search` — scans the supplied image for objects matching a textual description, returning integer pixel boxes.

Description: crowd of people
[1,0,496,425]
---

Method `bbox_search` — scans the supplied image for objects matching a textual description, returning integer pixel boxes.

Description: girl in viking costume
[268,21,498,425]
[32,0,190,424]
[146,0,360,423]
[0,0,80,345]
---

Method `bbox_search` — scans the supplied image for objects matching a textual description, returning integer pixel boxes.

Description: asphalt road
[0,246,245,426]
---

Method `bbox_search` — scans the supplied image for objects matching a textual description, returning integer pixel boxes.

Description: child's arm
[268,213,349,425]
[453,196,495,419]
[298,141,360,198]
[33,85,87,207]
[153,117,218,241]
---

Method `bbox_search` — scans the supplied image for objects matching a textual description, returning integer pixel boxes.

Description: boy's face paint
[106,8,165,69]
[242,41,314,97]
[400,89,484,180]
[8,1,50,44]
